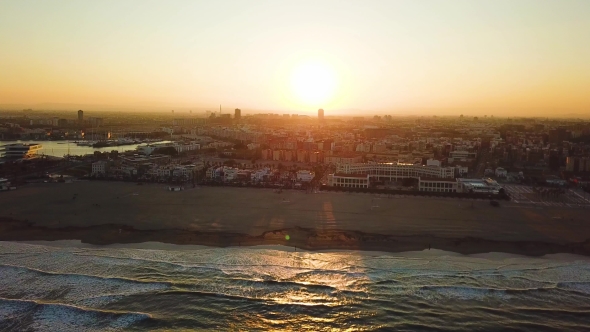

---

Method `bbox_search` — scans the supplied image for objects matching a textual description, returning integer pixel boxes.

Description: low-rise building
[327,173,370,188]
[495,167,508,177]
[456,178,503,194]
[251,168,271,182]
[419,177,458,193]
[92,161,110,175]
[426,159,441,167]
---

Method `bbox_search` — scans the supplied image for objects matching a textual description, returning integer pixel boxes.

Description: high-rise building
[77,110,84,125]
[234,108,241,121]
[318,108,324,121]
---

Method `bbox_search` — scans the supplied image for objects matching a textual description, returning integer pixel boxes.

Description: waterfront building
[418,177,458,193]
[0,143,42,159]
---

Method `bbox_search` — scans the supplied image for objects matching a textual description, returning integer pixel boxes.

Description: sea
[1,241,589,331]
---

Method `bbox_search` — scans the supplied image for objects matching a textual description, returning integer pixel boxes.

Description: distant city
[2,108,590,203]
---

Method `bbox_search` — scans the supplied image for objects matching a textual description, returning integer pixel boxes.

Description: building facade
[0,143,42,159]
[337,162,456,181]
[418,177,458,193]
[91,161,110,175]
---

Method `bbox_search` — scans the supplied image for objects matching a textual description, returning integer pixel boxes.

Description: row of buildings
[205,166,315,184]
[91,156,204,181]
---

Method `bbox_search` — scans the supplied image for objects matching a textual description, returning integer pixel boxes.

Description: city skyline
[1,0,589,117]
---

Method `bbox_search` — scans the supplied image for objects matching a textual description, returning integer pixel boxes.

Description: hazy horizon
[2,103,590,119]
[1,0,589,117]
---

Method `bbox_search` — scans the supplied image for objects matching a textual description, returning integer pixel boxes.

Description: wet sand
[1,181,590,255]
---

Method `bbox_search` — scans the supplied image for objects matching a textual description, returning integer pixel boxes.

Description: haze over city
[1,0,589,117]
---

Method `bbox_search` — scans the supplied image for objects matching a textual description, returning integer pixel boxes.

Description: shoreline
[2,218,590,257]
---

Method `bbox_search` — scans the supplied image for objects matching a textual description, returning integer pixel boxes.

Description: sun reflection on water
[234,251,376,331]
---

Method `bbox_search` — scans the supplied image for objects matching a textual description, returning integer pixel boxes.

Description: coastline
[3,182,590,258]
[2,218,590,257]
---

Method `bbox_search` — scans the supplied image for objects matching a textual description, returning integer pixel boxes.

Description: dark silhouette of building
[549,127,570,144]
[77,110,83,125]
[318,108,324,121]
[234,108,241,121]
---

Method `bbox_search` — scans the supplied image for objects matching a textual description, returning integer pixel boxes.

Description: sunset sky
[1,0,589,116]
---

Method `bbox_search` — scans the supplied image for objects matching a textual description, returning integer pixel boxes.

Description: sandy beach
[1,181,590,256]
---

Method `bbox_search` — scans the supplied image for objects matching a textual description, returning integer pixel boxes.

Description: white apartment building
[206,166,239,182]
[91,161,109,175]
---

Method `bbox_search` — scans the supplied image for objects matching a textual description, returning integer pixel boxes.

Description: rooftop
[419,177,457,183]
[333,173,369,178]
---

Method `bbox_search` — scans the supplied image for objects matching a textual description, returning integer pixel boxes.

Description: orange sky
[1,0,589,117]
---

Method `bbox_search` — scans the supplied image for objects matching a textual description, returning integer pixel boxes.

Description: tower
[77,110,83,125]
[234,108,241,121]
[318,108,324,121]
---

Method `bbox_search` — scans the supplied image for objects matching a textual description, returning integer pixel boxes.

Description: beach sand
[1,181,590,256]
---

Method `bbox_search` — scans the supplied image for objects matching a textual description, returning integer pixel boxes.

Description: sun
[290,61,337,107]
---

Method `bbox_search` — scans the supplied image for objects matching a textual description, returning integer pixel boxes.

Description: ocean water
[1,242,590,331]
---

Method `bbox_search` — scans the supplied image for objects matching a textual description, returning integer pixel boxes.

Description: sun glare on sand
[290,60,337,107]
